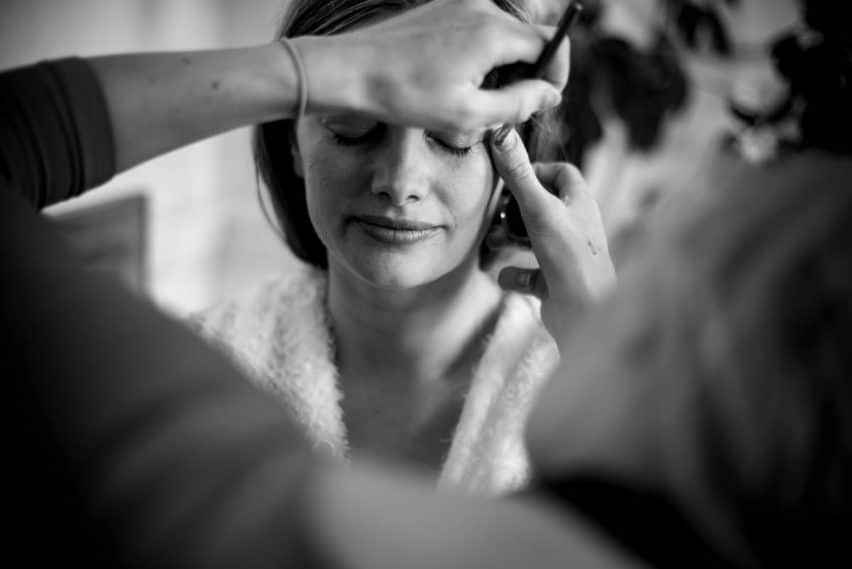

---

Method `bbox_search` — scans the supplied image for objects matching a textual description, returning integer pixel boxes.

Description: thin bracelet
[279,37,308,122]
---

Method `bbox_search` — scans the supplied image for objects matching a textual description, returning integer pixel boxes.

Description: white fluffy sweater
[192,264,558,495]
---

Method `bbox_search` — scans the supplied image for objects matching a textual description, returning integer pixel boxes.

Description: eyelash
[330,130,378,146]
[432,137,473,157]
[329,129,472,157]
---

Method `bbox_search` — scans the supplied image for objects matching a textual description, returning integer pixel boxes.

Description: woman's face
[292,114,498,288]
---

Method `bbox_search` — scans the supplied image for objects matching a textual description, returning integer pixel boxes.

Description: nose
[370,130,429,206]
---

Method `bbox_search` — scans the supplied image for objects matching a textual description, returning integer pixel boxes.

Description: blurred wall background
[1,0,799,316]
[0,0,296,316]
[577,0,799,237]
[527,0,799,228]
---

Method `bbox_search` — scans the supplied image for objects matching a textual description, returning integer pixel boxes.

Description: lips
[355,215,439,231]
[351,214,441,244]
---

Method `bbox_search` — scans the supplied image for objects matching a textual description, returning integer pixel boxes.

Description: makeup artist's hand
[489,128,616,344]
[304,0,570,131]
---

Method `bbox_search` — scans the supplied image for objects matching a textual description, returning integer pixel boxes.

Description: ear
[290,131,305,178]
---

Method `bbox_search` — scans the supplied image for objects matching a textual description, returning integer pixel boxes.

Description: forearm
[90,38,372,173]
[0,41,358,205]
[89,44,301,172]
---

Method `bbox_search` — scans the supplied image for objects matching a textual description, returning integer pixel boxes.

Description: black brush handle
[530,1,583,79]
[484,1,583,89]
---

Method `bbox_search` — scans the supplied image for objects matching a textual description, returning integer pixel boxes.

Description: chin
[334,240,475,291]
[355,263,439,290]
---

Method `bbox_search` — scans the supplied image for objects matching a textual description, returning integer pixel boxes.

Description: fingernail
[492,124,514,149]
[546,89,563,108]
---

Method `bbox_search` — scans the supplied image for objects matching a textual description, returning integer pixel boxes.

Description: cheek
[443,154,497,226]
[295,121,366,221]
[301,145,364,226]
[303,146,356,192]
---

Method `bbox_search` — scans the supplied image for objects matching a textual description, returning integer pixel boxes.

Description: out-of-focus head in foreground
[528,151,852,567]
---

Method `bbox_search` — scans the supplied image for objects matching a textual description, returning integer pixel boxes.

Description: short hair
[561,154,852,565]
[253,0,559,269]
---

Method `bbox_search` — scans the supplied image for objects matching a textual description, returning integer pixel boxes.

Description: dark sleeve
[0,57,115,208]
[0,60,328,567]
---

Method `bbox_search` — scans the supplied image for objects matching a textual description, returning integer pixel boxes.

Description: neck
[327,260,503,384]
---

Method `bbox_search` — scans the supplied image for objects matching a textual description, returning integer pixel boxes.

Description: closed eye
[432,137,471,156]
[427,133,479,157]
[321,115,382,145]
[329,129,381,146]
